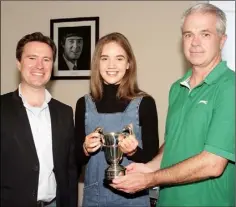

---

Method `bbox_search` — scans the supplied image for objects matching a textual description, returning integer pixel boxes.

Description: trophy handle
[94,127,104,150]
[121,124,133,138]
[94,127,103,134]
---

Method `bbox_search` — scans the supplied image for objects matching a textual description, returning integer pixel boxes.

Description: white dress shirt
[19,85,56,202]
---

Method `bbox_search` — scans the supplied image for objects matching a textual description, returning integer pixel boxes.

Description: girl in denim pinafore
[82,94,150,207]
[76,32,159,207]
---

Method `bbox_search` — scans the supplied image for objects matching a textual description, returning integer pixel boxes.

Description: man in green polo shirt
[111,2,235,206]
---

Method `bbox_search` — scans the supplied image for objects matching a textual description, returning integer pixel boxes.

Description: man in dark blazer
[1,32,78,207]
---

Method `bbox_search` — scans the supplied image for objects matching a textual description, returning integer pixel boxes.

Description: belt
[36,201,51,207]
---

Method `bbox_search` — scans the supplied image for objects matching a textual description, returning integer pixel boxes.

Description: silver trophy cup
[95,126,132,181]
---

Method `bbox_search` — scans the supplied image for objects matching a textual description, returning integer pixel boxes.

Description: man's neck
[63,54,76,65]
[20,83,45,107]
[190,55,221,88]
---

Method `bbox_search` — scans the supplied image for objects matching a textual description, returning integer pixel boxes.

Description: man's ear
[220,34,227,50]
[126,62,130,70]
[17,60,21,71]
[61,40,65,49]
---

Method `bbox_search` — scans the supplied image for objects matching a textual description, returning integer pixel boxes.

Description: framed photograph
[50,17,99,80]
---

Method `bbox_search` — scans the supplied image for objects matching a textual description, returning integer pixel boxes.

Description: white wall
[210,1,235,71]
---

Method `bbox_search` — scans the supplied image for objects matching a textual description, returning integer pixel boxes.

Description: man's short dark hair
[16,32,57,62]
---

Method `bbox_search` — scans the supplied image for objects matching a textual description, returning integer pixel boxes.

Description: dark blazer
[0,90,78,207]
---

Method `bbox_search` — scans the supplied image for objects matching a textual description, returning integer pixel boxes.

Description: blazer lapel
[48,100,59,168]
[12,90,38,156]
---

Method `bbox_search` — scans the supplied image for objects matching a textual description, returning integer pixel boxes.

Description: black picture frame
[50,17,99,80]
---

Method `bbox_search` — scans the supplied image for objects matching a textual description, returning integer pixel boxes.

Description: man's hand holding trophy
[83,124,138,182]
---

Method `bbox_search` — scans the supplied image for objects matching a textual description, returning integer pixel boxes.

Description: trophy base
[105,164,125,181]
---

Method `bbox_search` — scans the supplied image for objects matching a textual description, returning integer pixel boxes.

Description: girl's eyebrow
[100,55,125,58]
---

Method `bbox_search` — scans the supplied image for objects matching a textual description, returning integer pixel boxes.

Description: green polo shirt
[158,61,235,206]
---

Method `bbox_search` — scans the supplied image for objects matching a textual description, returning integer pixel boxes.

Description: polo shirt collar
[180,70,192,87]
[180,61,228,86]
[204,61,228,85]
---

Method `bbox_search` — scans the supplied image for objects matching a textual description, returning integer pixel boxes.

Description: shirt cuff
[126,147,147,163]
[204,144,235,162]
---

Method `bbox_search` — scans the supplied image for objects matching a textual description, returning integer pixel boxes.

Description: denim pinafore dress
[82,94,150,207]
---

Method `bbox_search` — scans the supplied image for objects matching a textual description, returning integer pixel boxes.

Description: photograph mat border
[53,20,96,76]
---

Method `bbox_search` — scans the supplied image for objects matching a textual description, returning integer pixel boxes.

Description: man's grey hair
[181,3,227,36]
